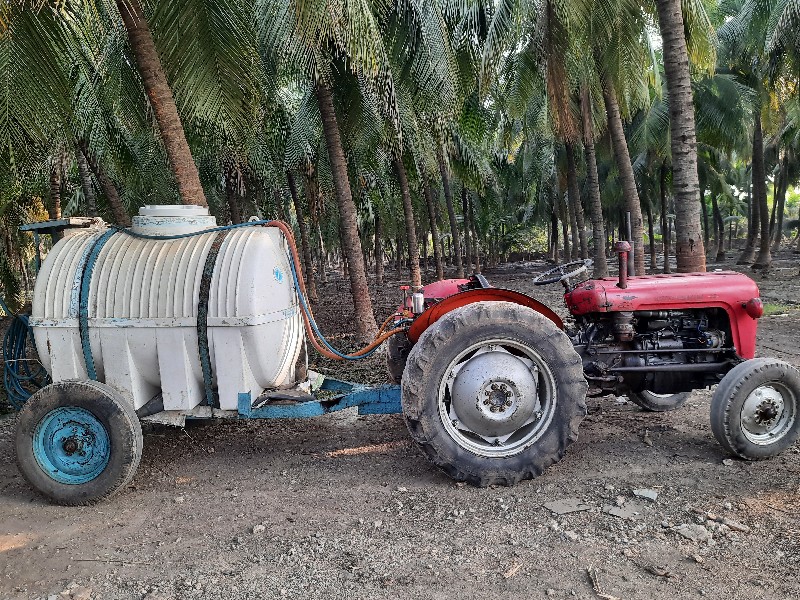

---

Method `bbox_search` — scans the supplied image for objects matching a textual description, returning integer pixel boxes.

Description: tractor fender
[406,289,564,343]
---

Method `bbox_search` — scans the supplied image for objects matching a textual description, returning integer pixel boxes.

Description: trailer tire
[15,380,143,505]
[710,358,800,460]
[628,390,691,412]
[401,301,587,487]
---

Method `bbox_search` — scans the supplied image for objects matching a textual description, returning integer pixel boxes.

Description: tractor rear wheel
[401,301,587,486]
[628,390,691,412]
[710,358,800,460]
[15,380,143,505]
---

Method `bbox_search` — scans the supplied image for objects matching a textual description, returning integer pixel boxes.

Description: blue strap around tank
[197,230,231,408]
[78,228,118,381]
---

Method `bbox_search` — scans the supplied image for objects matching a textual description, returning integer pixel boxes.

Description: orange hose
[377,314,398,336]
[264,221,406,361]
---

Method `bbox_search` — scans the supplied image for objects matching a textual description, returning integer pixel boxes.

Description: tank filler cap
[132,204,217,236]
[138,205,209,217]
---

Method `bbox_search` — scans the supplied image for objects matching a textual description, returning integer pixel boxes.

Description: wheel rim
[739,384,797,446]
[32,407,110,485]
[438,339,556,458]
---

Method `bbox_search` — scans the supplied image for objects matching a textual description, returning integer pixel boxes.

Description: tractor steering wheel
[532,260,590,286]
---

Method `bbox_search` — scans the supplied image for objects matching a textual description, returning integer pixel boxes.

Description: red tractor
[390,244,800,486]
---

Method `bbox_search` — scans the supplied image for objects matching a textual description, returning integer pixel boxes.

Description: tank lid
[132,204,217,236]
[139,205,209,217]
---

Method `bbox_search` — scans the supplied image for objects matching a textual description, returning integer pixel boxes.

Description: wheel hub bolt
[62,438,79,454]
[756,400,779,424]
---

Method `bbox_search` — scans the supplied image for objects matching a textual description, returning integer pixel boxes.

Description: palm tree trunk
[565,169,579,261]
[711,193,726,261]
[396,229,404,278]
[48,157,63,243]
[603,84,645,275]
[462,186,473,275]
[646,201,656,272]
[738,175,758,264]
[768,184,778,240]
[446,236,452,266]
[439,151,464,278]
[305,170,327,285]
[656,0,706,272]
[550,203,560,262]
[273,187,287,221]
[560,191,570,261]
[772,151,789,252]
[374,211,384,286]
[470,201,481,273]
[423,176,444,280]
[394,156,422,288]
[75,146,98,217]
[752,110,772,269]
[314,81,378,341]
[225,162,243,225]
[116,0,206,207]
[701,186,710,250]
[420,219,428,272]
[78,141,131,226]
[581,87,608,277]
[660,163,671,273]
[287,171,317,303]
[566,144,588,260]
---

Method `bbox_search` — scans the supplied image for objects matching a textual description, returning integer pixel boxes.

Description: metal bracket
[237,378,401,419]
[20,217,102,235]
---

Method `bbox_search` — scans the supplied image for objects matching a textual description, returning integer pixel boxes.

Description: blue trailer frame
[237,378,402,419]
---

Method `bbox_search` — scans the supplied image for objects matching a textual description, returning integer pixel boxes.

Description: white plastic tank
[29,206,305,412]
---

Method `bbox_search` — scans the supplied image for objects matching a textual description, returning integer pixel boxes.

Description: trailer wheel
[628,390,691,412]
[15,380,143,505]
[401,301,587,486]
[710,358,800,459]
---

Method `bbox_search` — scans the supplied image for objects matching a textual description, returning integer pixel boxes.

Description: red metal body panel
[419,278,471,300]
[398,278,472,313]
[565,272,762,359]
[407,288,564,343]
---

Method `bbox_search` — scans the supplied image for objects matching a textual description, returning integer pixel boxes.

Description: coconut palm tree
[115,0,211,206]
[653,0,715,272]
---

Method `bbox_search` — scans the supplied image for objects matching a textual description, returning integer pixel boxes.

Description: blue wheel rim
[32,407,110,485]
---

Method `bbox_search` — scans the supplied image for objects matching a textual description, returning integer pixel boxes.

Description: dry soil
[1,252,799,600]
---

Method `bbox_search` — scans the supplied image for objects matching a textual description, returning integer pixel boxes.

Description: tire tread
[401,301,587,487]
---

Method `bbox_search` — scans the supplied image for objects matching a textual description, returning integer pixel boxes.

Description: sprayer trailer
[8,206,800,505]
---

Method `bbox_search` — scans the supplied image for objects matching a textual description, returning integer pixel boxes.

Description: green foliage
[0,0,798,307]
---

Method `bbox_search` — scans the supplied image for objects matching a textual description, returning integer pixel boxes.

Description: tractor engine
[572,308,736,396]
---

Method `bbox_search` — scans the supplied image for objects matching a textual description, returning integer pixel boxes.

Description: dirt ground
[1,251,800,600]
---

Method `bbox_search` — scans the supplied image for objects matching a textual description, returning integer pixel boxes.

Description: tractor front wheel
[710,358,800,460]
[15,380,143,505]
[401,301,588,486]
